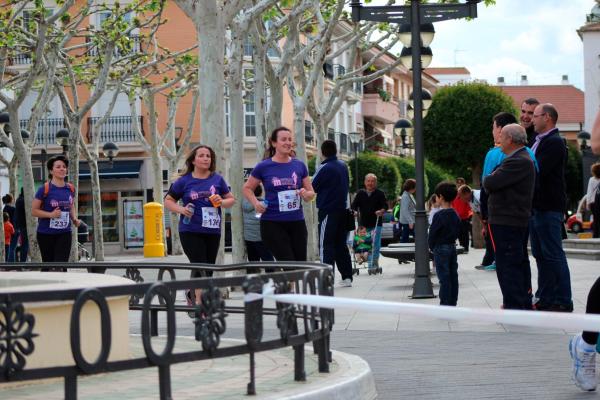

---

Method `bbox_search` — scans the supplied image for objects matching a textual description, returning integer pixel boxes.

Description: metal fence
[0,262,334,399]
[86,115,142,143]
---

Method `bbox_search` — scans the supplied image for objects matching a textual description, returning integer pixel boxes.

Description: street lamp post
[351,0,481,298]
[348,132,362,193]
[578,130,595,195]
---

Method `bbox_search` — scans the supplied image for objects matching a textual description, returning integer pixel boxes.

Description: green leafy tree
[390,157,428,197]
[424,159,454,197]
[423,82,516,184]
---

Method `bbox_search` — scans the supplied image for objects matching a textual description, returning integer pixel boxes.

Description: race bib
[201,207,220,228]
[50,211,70,230]
[278,190,300,212]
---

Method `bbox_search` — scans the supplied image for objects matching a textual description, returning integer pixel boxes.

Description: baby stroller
[77,221,92,261]
[349,214,382,276]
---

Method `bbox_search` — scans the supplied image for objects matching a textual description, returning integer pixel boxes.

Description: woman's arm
[592,110,600,155]
[31,198,61,219]
[164,194,193,219]
[219,192,235,209]
[298,176,315,202]
[243,176,266,213]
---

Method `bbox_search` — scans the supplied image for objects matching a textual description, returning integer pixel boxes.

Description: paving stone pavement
[111,246,600,399]
[6,246,597,399]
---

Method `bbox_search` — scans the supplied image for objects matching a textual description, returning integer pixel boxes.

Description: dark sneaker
[548,303,574,313]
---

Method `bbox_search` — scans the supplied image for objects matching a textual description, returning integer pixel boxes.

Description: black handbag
[345,209,356,232]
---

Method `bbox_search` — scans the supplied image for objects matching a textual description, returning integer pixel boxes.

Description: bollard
[143,202,165,257]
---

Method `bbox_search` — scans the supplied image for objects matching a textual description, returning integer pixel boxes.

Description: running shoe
[483,263,496,271]
[338,278,352,287]
[569,333,597,391]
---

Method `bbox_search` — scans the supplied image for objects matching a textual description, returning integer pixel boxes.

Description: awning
[79,160,142,180]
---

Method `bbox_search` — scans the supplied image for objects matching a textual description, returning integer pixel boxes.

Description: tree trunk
[472,214,484,249]
[8,159,18,198]
[89,157,105,261]
[9,109,40,262]
[228,23,247,264]
[168,159,183,256]
[67,124,81,262]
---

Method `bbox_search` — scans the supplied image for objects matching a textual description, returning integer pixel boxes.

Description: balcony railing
[10,52,32,65]
[86,116,142,143]
[352,81,363,95]
[85,35,142,58]
[20,118,67,145]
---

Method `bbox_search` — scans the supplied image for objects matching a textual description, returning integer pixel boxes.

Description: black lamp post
[578,130,595,195]
[348,132,362,193]
[351,0,481,298]
[56,129,69,154]
[394,118,413,157]
[102,142,120,167]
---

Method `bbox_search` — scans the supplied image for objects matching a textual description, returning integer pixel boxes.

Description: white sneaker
[338,278,352,288]
[569,334,597,391]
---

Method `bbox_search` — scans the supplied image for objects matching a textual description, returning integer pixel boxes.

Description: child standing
[3,212,14,262]
[428,182,461,306]
[353,226,372,264]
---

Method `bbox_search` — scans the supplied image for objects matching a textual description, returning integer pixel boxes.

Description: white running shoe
[338,278,352,287]
[569,333,597,391]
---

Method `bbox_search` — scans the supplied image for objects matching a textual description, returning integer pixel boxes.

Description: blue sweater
[312,156,349,212]
[428,208,460,251]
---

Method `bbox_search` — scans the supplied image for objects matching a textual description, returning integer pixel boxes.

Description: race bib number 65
[278,190,300,212]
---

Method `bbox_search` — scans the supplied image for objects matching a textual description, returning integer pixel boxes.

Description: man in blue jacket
[312,140,353,287]
[530,103,573,312]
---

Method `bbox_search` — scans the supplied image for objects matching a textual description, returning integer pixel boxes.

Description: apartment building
[6,2,437,253]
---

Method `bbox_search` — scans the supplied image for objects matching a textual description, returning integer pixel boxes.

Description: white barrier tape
[245,280,600,332]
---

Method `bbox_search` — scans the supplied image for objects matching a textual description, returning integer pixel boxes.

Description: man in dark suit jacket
[483,124,536,310]
[530,103,573,312]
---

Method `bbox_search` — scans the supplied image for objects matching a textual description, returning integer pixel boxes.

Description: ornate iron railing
[86,115,142,143]
[0,262,334,400]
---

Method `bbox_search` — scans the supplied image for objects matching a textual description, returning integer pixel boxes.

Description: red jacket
[452,197,472,220]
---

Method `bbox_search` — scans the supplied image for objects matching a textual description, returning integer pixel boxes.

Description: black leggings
[260,219,307,262]
[592,203,600,239]
[37,232,72,265]
[179,232,221,277]
[583,277,600,344]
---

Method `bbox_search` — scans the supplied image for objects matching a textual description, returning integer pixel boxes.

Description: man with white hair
[483,124,536,310]
[351,173,387,270]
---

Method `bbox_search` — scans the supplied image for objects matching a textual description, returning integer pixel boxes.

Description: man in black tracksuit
[312,140,353,286]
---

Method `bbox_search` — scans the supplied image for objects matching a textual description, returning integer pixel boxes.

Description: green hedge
[349,152,402,200]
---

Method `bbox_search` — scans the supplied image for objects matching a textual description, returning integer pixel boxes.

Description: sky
[424,0,596,89]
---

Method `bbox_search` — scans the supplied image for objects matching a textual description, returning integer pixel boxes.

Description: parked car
[566,196,594,233]
[381,210,399,245]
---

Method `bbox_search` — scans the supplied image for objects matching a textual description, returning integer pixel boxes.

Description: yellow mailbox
[143,202,165,257]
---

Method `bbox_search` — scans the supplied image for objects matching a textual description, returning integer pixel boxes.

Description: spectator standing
[399,179,416,243]
[569,111,600,392]
[3,212,13,261]
[351,173,387,269]
[2,193,16,261]
[242,185,274,267]
[164,144,236,306]
[31,156,81,264]
[312,140,353,287]
[530,103,573,312]
[483,124,536,310]
[14,189,28,262]
[451,188,472,253]
[428,182,460,306]
[520,97,540,145]
[585,162,600,238]
[243,127,315,264]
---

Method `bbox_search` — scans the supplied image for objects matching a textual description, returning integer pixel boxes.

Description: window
[243,37,254,57]
[244,69,256,137]
[305,121,313,145]
[328,128,335,142]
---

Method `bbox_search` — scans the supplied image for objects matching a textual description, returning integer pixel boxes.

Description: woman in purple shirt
[164,145,235,305]
[243,126,315,262]
[31,155,81,263]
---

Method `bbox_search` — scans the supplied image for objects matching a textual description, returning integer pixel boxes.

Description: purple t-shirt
[167,173,230,234]
[34,182,74,234]
[251,158,308,222]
